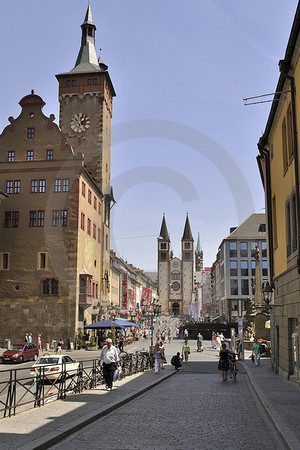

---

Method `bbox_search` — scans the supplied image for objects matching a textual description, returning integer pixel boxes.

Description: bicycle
[229,354,238,382]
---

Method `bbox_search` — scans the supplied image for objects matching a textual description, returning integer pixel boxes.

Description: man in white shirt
[99,338,120,391]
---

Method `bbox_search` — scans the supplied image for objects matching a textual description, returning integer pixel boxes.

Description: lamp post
[141,299,161,348]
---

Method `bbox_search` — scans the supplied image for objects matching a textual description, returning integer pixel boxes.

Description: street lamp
[141,299,161,348]
[262,281,283,310]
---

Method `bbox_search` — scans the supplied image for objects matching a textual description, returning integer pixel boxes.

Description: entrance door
[172,302,180,316]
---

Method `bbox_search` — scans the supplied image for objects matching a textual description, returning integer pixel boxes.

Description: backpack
[171,355,177,366]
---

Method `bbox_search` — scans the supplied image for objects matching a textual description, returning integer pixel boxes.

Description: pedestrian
[152,343,163,373]
[118,334,125,352]
[56,339,64,354]
[197,332,203,352]
[182,340,190,361]
[28,333,33,343]
[176,327,180,339]
[159,341,166,369]
[211,331,216,348]
[171,352,182,370]
[252,338,261,366]
[24,333,28,343]
[218,343,235,381]
[99,338,120,390]
[168,329,172,343]
[215,333,221,351]
[184,328,188,340]
[37,334,42,350]
[219,332,225,342]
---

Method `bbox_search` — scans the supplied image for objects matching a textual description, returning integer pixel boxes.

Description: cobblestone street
[50,342,285,450]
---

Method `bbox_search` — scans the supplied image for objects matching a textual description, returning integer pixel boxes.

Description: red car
[1,343,39,363]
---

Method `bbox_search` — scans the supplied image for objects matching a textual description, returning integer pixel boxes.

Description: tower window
[160,252,166,260]
[38,252,47,270]
[160,243,167,250]
[88,27,93,36]
[184,252,190,259]
[27,128,35,139]
[184,243,190,249]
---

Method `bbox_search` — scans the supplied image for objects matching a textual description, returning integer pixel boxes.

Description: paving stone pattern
[50,370,285,450]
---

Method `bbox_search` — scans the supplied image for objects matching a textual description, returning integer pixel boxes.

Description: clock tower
[56,4,116,193]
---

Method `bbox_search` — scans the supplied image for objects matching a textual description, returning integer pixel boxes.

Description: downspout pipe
[257,137,274,285]
[279,60,300,274]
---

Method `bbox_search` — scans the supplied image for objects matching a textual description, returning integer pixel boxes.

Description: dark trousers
[103,362,116,388]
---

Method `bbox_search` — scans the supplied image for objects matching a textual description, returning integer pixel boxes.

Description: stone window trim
[94,196,97,211]
[6,179,21,194]
[54,178,70,193]
[93,223,96,240]
[52,209,68,227]
[0,252,10,270]
[46,149,54,161]
[285,189,298,258]
[80,212,85,231]
[31,179,46,193]
[87,218,91,235]
[26,150,34,161]
[37,252,48,270]
[29,210,45,227]
[98,201,101,215]
[40,276,59,297]
[82,181,86,198]
[7,151,15,162]
[4,211,19,228]
[27,127,35,140]
[88,189,92,205]
[97,227,101,243]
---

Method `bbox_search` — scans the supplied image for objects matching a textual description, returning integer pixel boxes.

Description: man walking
[99,338,120,390]
[252,338,261,366]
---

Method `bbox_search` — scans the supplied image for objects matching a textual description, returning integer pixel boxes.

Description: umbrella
[84,320,126,330]
[115,319,137,328]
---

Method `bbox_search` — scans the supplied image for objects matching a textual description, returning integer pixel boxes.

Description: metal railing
[0,351,153,418]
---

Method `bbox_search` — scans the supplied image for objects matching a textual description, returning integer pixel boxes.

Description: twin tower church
[157,215,203,316]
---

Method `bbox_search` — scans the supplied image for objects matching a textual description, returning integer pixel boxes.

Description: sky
[0,0,298,271]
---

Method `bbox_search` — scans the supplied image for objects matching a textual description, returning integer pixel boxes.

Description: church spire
[182,214,193,241]
[196,233,201,253]
[70,4,108,74]
[159,214,169,240]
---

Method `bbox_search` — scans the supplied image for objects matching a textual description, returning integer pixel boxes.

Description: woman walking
[152,343,163,373]
[182,340,190,362]
[218,343,235,381]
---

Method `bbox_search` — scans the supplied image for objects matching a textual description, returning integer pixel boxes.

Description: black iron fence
[0,351,153,418]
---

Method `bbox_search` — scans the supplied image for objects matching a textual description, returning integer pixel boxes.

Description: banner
[141,287,152,309]
[122,273,128,309]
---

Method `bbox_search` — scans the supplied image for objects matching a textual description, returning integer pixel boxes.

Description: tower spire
[159,214,169,240]
[196,233,201,253]
[70,4,107,73]
[182,214,193,241]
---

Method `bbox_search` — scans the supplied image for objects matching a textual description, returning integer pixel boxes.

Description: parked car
[1,343,39,363]
[30,354,80,380]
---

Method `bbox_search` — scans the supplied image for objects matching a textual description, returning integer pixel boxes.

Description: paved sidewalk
[241,354,300,450]
[0,342,299,449]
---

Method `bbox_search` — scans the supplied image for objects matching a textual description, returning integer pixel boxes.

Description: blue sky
[0,0,298,270]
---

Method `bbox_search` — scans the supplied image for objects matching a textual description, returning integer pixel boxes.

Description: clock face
[70,113,91,133]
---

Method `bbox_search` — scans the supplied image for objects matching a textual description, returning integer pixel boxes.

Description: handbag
[251,354,254,363]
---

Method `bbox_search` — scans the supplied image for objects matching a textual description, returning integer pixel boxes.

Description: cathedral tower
[157,215,170,312]
[181,215,194,315]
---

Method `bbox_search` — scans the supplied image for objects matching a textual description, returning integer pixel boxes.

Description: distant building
[213,214,268,322]
[157,215,194,316]
[257,3,300,381]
